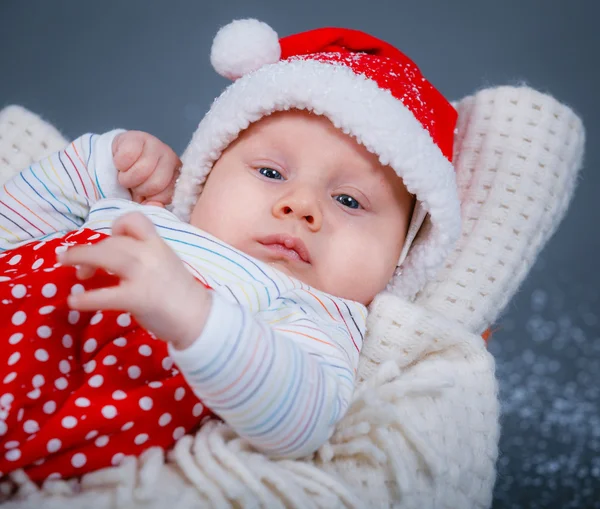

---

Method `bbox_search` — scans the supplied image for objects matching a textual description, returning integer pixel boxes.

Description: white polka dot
[83,360,96,374]
[37,325,52,338]
[3,372,16,384]
[173,427,185,440]
[102,355,117,366]
[158,413,172,427]
[5,440,19,449]
[192,402,204,417]
[11,284,26,299]
[0,276,10,282]
[148,381,162,389]
[88,374,104,388]
[17,409,24,421]
[174,387,185,401]
[101,405,117,419]
[54,377,68,390]
[43,400,56,414]
[138,345,152,356]
[112,390,127,400]
[111,453,125,466]
[71,453,86,468]
[39,305,55,315]
[0,421,7,436]
[23,420,39,434]
[32,374,45,387]
[134,433,148,445]
[161,357,174,371]
[8,254,21,266]
[27,388,41,400]
[33,241,46,250]
[11,311,26,326]
[59,360,71,374]
[62,334,73,348]
[121,421,134,431]
[95,435,109,447]
[54,244,68,255]
[88,234,101,240]
[61,416,77,429]
[34,349,49,362]
[7,352,20,366]
[8,333,23,345]
[41,283,57,298]
[139,397,153,411]
[113,337,127,347]
[0,394,14,406]
[85,430,98,440]
[70,284,84,295]
[67,311,80,325]
[47,438,61,453]
[116,313,131,327]
[75,397,90,408]
[90,312,103,325]
[127,366,141,380]
[34,457,45,466]
[47,472,61,480]
[83,338,97,353]
[5,449,21,461]
[32,258,44,270]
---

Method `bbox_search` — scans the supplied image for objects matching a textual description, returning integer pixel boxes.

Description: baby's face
[190,110,414,305]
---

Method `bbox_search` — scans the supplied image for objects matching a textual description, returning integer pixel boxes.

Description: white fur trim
[210,19,281,80]
[173,59,461,300]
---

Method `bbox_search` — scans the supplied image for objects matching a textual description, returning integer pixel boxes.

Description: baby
[0,19,460,483]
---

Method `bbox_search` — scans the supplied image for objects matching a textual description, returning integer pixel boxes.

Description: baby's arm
[60,211,360,459]
[0,131,180,251]
[169,292,361,459]
[0,131,128,250]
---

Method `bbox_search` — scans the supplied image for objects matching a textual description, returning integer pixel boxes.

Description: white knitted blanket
[0,86,585,508]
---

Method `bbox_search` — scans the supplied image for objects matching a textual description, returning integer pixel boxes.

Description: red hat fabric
[279,27,457,163]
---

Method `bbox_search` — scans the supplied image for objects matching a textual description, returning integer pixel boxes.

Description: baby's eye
[259,167,284,180]
[335,194,361,210]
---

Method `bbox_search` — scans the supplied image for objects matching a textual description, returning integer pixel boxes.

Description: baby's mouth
[257,234,311,264]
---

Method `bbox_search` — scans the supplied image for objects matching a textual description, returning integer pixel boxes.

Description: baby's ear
[415,86,585,335]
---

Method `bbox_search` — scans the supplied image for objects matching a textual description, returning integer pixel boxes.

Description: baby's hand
[59,212,211,349]
[112,131,181,206]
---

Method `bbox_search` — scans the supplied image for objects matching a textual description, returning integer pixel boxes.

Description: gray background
[1,1,598,507]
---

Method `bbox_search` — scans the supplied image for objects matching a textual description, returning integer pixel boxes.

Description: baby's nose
[274,195,322,230]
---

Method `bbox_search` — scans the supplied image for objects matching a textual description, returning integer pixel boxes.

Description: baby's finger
[75,264,97,280]
[117,155,160,194]
[111,212,159,242]
[68,285,130,312]
[113,132,146,173]
[142,171,178,206]
[58,238,138,277]
[130,155,176,200]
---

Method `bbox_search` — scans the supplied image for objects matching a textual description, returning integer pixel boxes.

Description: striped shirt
[0,131,367,459]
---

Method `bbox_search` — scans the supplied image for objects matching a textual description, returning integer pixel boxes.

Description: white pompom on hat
[172,19,461,301]
[210,19,281,79]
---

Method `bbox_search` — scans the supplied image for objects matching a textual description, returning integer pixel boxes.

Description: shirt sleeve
[0,130,130,251]
[168,289,365,459]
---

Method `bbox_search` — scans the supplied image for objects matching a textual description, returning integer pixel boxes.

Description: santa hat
[172,19,461,300]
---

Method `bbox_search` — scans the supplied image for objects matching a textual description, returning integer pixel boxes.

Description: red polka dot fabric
[0,229,214,482]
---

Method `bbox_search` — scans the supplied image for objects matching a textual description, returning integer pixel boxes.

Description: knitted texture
[415,86,585,334]
[0,106,67,177]
[0,86,585,508]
